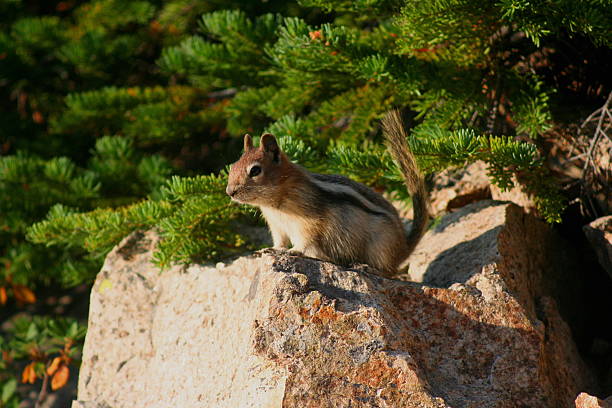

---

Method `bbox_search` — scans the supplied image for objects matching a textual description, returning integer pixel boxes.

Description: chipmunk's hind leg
[270,226,290,249]
[365,220,407,278]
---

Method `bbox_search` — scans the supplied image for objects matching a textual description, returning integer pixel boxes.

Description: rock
[391,161,491,220]
[575,392,612,408]
[408,201,587,334]
[71,402,110,408]
[429,161,491,216]
[73,202,595,408]
[490,176,538,215]
[583,216,612,279]
[426,159,540,217]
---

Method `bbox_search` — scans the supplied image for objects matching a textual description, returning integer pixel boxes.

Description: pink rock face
[490,180,538,215]
[575,392,612,408]
[391,161,491,220]
[73,201,595,408]
[429,161,492,216]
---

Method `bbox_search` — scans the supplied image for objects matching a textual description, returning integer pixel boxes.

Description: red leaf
[32,111,44,124]
[308,30,322,41]
[51,365,69,390]
[0,287,7,305]
[21,362,37,384]
[12,284,36,304]
[47,357,62,376]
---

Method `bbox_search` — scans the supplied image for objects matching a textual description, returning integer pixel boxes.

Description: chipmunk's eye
[248,165,261,178]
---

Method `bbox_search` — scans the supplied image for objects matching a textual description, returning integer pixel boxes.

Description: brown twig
[576,91,612,218]
[35,372,49,408]
[581,91,612,174]
[486,71,503,134]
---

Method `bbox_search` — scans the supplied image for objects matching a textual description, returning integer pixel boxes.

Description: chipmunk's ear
[260,133,280,162]
[243,134,253,152]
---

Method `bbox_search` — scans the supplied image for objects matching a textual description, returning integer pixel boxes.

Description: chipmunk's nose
[226,185,237,197]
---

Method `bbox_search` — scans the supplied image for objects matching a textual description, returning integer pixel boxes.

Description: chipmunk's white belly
[260,207,309,249]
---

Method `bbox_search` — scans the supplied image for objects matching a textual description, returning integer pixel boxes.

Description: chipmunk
[225,110,429,278]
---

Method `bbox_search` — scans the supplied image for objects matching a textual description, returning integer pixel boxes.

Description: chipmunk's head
[226,133,286,205]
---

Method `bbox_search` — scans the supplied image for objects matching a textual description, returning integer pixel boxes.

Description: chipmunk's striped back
[308,173,397,219]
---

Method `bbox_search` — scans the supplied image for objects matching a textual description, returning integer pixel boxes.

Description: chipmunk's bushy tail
[382,110,429,257]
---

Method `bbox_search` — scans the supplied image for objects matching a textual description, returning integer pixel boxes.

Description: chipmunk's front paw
[286,249,304,257]
[262,247,284,255]
[261,247,300,257]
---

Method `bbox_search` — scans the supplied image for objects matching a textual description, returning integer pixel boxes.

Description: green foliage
[299,0,400,14]
[395,0,499,66]
[28,172,256,269]
[1,137,172,288]
[28,202,171,261]
[3,316,86,360]
[1,377,18,408]
[512,77,553,138]
[498,0,612,47]
[159,10,283,87]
